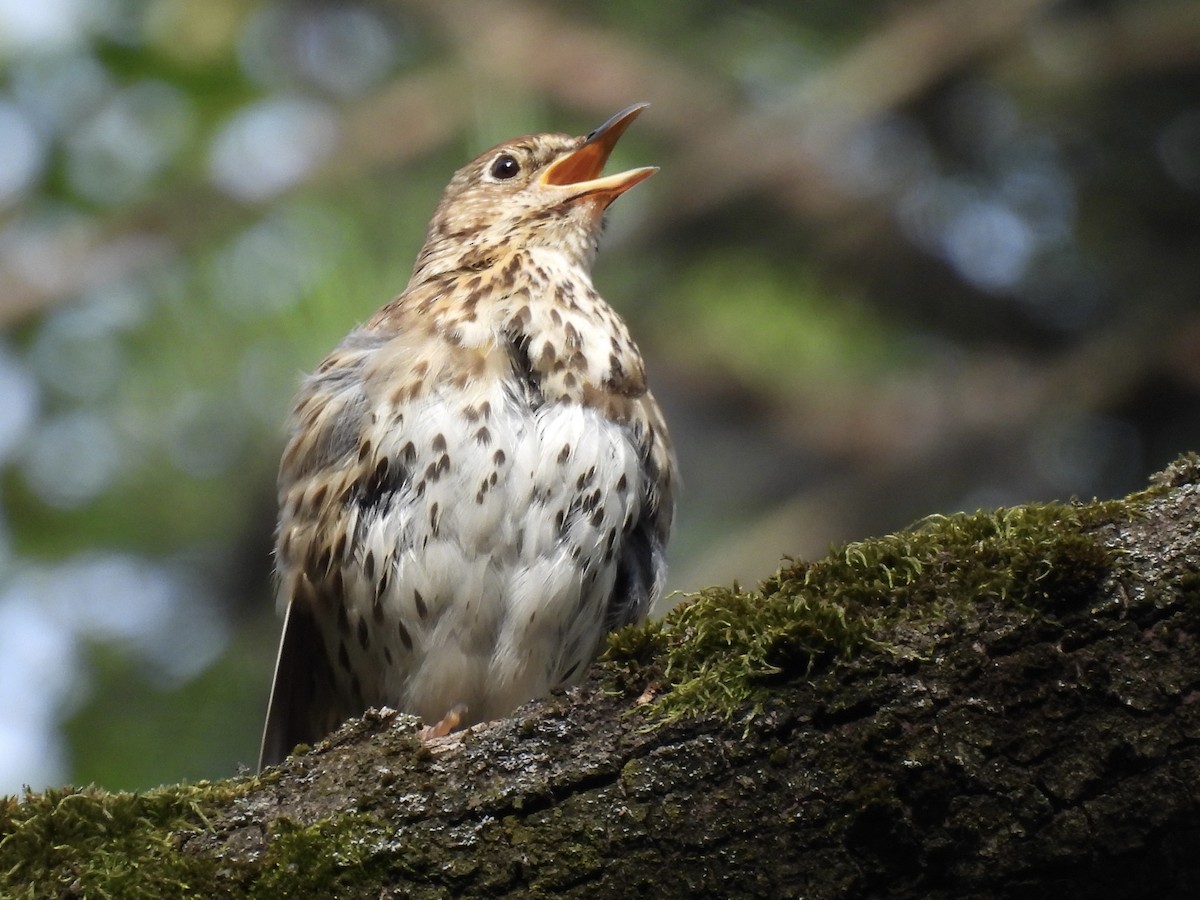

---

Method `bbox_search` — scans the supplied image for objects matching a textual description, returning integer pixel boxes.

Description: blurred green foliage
[0,0,1197,792]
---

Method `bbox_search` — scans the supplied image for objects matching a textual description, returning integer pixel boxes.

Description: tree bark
[4,458,1200,898]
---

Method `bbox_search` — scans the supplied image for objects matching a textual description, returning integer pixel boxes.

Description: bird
[259,103,676,769]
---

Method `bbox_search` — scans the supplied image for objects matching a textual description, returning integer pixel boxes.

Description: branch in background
[9,0,1185,327]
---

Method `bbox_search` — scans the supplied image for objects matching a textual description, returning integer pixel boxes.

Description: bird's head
[412,104,656,280]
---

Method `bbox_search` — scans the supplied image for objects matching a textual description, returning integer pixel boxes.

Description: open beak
[540,103,657,203]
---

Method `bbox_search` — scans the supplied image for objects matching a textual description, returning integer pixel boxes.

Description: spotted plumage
[260,104,676,768]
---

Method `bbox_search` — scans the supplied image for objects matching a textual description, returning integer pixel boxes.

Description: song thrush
[260,104,676,768]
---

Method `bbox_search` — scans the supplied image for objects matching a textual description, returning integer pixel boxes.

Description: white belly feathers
[328,379,643,724]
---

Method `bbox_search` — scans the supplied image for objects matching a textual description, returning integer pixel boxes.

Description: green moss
[0,781,240,898]
[0,781,408,897]
[254,812,391,897]
[1149,450,1200,488]
[608,499,1126,723]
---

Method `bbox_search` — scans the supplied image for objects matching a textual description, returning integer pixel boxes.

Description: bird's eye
[489,154,521,180]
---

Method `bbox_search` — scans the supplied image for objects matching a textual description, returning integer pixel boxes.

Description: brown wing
[604,389,677,630]
[259,598,344,769]
[259,329,392,769]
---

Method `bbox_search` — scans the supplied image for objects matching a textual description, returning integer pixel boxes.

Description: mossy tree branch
[4,455,1200,898]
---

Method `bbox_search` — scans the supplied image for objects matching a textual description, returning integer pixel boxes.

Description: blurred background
[0,0,1197,793]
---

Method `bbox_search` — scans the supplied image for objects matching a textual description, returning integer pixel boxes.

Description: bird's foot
[418,703,468,740]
